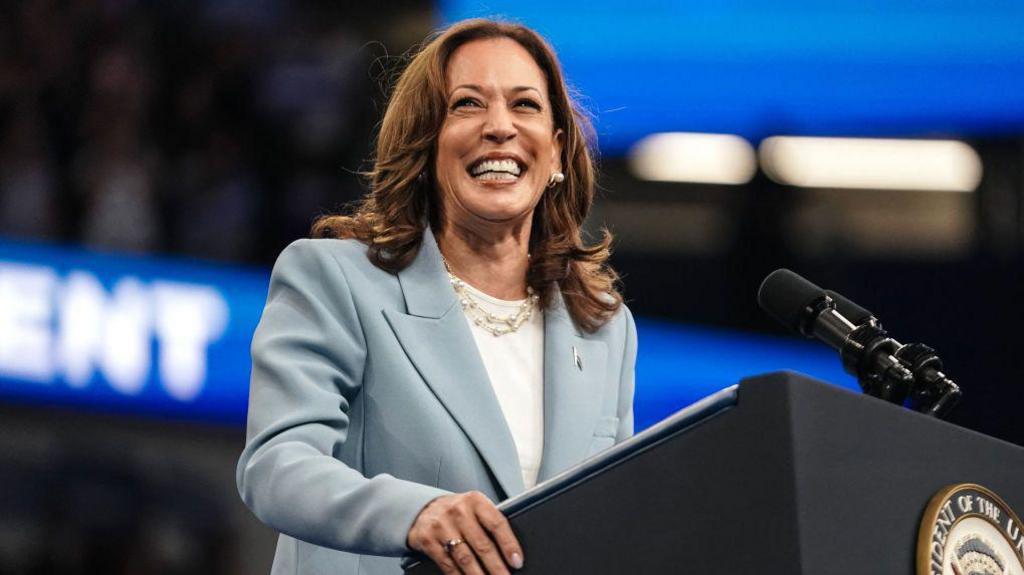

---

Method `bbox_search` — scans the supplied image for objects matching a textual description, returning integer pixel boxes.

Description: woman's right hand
[407,491,524,574]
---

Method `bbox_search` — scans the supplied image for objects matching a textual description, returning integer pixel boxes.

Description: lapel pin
[572,346,583,371]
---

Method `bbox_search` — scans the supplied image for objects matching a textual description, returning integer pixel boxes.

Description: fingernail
[511,552,524,569]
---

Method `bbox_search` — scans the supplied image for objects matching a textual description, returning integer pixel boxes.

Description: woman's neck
[437,219,531,301]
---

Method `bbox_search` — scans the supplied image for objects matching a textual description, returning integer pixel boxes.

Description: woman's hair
[312,18,622,332]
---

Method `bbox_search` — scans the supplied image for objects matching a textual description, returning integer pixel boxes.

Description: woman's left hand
[407,491,524,574]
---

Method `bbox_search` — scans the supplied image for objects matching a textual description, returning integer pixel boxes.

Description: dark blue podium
[404,372,1024,574]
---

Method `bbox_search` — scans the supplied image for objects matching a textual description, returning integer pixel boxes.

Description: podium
[404,372,1024,574]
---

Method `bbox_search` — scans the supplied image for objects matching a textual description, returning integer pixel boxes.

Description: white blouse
[456,279,545,489]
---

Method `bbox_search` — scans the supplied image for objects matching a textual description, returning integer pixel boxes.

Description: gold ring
[443,538,465,554]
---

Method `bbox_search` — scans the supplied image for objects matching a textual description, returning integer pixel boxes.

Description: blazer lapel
[536,288,608,481]
[381,229,526,498]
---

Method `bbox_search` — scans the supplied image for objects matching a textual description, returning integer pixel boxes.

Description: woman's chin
[459,188,538,222]
[467,207,533,224]
[456,197,535,224]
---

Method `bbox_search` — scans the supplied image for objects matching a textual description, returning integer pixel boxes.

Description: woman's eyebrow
[451,83,481,93]
[449,84,543,97]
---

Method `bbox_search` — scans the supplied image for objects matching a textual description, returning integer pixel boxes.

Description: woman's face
[435,38,563,230]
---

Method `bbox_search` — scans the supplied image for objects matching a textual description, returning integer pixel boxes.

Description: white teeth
[476,172,517,181]
[470,159,522,176]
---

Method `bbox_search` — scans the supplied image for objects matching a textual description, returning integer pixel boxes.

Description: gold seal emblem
[918,484,1024,575]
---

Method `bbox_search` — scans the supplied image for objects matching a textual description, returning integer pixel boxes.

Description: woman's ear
[552,128,565,172]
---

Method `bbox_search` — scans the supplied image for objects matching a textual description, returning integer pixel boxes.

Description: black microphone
[824,289,961,418]
[758,269,915,404]
[825,289,875,327]
[758,269,855,348]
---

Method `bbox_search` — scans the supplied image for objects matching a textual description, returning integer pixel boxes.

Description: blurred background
[1,1,1022,573]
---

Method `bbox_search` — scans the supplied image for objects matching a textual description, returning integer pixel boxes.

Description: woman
[237,19,637,575]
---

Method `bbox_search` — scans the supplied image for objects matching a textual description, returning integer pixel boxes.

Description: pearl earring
[547,171,565,188]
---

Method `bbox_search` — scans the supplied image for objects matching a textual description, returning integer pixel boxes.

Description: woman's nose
[482,105,516,143]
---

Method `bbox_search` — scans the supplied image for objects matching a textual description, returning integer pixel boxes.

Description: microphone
[824,289,961,418]
[758,269,916,405]
[824,289,874,326]
[758,269,857,348]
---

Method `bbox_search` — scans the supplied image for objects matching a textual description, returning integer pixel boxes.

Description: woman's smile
[466,153,528,189]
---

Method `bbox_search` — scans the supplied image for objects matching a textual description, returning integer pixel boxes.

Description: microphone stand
[895,343,962,418]
[838,317,915,405]
[799,296,916,404]
[821,289,962,419]
[847,319,961,418]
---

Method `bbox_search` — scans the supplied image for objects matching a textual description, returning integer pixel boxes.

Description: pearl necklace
[442,259,538,337]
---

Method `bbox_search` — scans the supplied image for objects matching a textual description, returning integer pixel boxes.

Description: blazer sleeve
[236,239,450,556]
[616,305,638,443]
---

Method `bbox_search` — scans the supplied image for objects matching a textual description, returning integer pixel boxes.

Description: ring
[443,538,465,554]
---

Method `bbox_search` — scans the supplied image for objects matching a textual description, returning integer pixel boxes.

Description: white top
[456,279,545,489]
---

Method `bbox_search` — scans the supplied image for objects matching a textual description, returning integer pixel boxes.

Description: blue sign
[0,238,268,424]
[0,238,856,428]
[440,1,1024,154]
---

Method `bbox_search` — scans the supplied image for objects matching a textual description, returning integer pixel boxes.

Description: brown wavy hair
[312,19,621,332]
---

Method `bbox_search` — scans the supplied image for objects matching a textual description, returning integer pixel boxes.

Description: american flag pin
[573,346,583,371]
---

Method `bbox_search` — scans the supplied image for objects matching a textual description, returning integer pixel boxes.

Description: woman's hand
[407,491,524,574]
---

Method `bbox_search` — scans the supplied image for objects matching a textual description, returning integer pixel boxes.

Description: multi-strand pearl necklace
[443,258,539,337]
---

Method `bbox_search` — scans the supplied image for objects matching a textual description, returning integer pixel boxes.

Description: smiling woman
[238,19,637,575]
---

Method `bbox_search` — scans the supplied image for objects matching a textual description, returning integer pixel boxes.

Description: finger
[423,542,459,575]
[456,512,510,575]
[446,535,486,575]
[473,500,523,570]
[412,515,460,574]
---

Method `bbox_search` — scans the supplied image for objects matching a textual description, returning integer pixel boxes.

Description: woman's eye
[452,97,480,109]
[515,99,542,110]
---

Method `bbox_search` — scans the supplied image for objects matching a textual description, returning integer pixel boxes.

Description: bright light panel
[759,137,983,192]
[629,132,757,185]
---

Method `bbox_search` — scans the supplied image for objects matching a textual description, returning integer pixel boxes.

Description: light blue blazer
[237,228,637,575]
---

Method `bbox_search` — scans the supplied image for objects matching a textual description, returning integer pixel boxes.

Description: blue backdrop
[441,1,1024,153]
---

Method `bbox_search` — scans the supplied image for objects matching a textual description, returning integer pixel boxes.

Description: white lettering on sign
[0,263,57,382]
[0,260,230,402]
[152,281,228,401]
[101,277,151,396]
[57,271,108,388]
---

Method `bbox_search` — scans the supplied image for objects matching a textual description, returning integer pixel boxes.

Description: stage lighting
[759,137,982,192]
[629,132,757,185]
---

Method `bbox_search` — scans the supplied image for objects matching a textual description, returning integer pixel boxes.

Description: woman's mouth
[467,158,526,183]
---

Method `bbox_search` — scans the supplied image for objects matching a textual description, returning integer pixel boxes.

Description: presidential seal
[918,484,1024,575]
